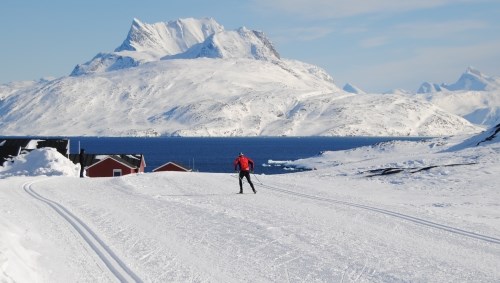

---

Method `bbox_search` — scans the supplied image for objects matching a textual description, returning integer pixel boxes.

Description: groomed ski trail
[23,181,142,283]
[247,175,500,245]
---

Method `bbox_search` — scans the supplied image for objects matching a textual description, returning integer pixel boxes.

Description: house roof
[36,139,69,155]
[153,161,191,172]
[0,138,69,165]
[68,153,145,169]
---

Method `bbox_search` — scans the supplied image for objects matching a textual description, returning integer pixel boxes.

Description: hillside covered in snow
[416,67,500,127]
[0,18,488,137]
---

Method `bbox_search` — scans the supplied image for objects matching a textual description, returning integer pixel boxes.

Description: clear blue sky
[1,0,499,92]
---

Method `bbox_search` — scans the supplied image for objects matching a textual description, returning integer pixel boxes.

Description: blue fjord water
[69,137,426,174]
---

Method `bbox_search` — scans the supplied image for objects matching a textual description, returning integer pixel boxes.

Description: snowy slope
[342,83,366,94]
[1,128,499,282]
[446,123,500,151]
[0,61,480,137]
[0,18,483,137]
[416,68,500,127]
[417,89,500,127]
[165,27,280,61]
[0,58,338,137]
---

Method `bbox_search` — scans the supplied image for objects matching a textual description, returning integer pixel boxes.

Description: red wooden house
[153,161,191,172]
[69,154,145,177]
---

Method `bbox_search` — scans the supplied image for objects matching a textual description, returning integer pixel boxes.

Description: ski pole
[252,172,262,184]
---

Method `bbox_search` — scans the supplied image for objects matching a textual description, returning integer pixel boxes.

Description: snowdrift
[0,148,79,178]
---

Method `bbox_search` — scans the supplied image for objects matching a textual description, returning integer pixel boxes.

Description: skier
[79,148,85,178]
[233,152,256,194]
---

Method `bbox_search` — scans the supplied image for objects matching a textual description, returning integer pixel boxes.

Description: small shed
[153,161,191,172]
[69,154,145,177]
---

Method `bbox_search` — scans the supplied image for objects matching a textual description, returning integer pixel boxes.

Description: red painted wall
[87,158,137,177]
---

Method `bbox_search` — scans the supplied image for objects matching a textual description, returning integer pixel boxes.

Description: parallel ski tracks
[251,178,500,245]
[24,181,142,282]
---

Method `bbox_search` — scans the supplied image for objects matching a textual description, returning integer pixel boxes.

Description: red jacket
[234,156,254,171]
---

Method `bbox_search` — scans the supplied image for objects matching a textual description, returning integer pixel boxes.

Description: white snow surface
[342,83,366,94]
[164,27,280,61]
[0,148,79,178]
[1,127,499,282]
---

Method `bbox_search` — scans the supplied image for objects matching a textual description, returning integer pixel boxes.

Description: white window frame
[113,169,122,177]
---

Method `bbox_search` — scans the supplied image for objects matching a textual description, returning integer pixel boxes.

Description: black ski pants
[239,170,255,190]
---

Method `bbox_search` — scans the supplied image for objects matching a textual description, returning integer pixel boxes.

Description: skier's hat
[239,152,244,156]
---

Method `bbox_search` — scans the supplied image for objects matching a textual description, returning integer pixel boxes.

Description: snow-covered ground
[1,126,499,282]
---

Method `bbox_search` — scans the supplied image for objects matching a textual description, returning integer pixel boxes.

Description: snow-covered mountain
[444,67,500,91]
[416,68,500,127]
[71,18,224,76]
[418,67,500,93]
[417,82,443,94]
[342,83,365,94]
[0,18,482,137]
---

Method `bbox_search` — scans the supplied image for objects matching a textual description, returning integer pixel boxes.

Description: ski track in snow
[23,180,142,283]
[248,177,500,245]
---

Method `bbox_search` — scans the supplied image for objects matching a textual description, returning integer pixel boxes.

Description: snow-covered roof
[152,161,191,172]
[68,153,144,169]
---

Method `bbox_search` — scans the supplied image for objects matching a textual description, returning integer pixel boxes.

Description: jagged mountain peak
[464,66,482,76]
[415,67,500,128]
[417,82,443,94]
[71,17,283,76]
[114,17,224,55]
[164,26,280,61]
[417,67,500,93]
[444,66,493,91]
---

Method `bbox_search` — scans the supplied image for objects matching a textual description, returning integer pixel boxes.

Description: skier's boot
[238,189,243,194]
[253,189,257,194]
